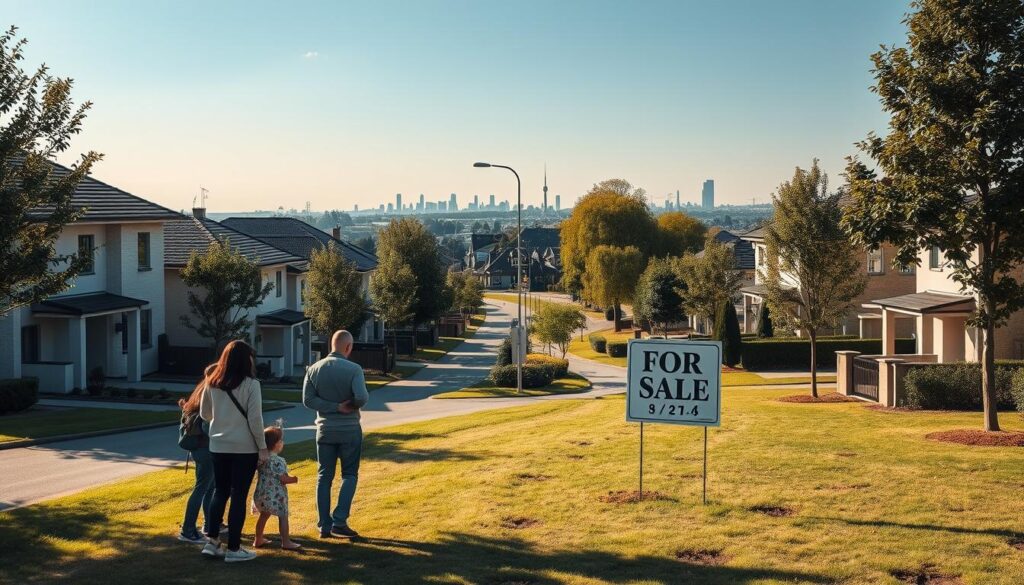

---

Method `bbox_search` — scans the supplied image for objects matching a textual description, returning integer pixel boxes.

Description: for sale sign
[626,339,722,427]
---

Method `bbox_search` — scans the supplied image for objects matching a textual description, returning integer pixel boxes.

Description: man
[302,330,369,538]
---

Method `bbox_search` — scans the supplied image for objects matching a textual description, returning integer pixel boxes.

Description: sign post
[626,339,722,504]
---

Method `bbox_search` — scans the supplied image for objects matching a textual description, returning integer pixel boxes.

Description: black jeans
[207,452,259,550]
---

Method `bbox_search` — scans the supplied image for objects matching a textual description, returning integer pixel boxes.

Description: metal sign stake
[703,426,708,505]
[639,421,644,501]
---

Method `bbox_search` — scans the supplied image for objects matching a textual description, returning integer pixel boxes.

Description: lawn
[3,389,1024,584]
[0,407,179,444]
[413,313,486,361]
[434,372,592,398]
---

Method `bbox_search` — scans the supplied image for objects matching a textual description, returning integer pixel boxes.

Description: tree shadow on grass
[807,515,1024,540]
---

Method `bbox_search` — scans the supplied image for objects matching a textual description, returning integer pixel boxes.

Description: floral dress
[251,454,289,517]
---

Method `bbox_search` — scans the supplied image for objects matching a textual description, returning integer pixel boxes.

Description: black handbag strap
[224,387,249,420]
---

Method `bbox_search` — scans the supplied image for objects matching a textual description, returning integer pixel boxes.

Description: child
[252,422,302,551]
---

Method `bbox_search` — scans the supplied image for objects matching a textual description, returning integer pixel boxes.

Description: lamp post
[474,161,522,394]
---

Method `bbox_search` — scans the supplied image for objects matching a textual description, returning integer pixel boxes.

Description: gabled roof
[164,217,304,268]
[220,217,377,271]
[740,225,767,241]
[696,230,755,270]
[470,233,501,251]
[18,158,182,223]
[479,249,515,275]
[519,227,560,250]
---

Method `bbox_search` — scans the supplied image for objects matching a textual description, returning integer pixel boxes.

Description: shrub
[526,354,569,378]
[712,298,742,367]
[157,389,171,400]
[903,362,1022,410]
[125,387,138,399]
[589,334,607,353]
[489,363,555,389]
[741,337,917,371]
[606,341,628,357]
[86,366,105,395]
[107,386,122,398]
[0,378,39,414]
[755,303,774,338]
[496,335,532,366]
[604,307,615,321]
[1013,369,1024,417]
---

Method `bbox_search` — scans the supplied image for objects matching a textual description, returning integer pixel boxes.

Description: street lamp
[474,161,523,394]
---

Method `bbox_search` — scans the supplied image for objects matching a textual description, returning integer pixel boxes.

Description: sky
[5,0,912,212]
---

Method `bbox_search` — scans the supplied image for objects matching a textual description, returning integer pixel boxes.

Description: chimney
[332,225,341,240]
[192,207,206,220]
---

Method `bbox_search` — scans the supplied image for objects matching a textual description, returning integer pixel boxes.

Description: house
[476,248,517,289]
[688,229,756,333]
[0,161,182,393]
[466,233,501,270]
[739,225,917,336]
[219,216,381,342]
[163,209,311,378]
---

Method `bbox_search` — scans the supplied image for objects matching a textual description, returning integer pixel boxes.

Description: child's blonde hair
[264,419,284,451]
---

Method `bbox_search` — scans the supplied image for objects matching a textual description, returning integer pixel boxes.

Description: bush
[589,334,607,353]
[741,337,917,371]
[0,378,39,414]
[712,298,743,367]
[1013,369,1024,417]
[107,386,122,398]
[489,363,555,389]
[606,341,628,357]
[604,307,615,321]
[903,362,1022,410]
[125,387,138,399]
[526,354,569,378]
[86,366,105,395]
[496,335,532,367]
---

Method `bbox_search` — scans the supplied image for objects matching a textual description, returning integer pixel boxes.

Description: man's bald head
[331,330,354,356]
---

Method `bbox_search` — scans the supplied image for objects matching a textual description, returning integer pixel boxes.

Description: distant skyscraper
[396,193,402,213]
[542,165,549,213]
[473,194,479,209]
[386,202,394,213]
[489,194,496,209]
[450,192,458,211]
[419,193,425,209]
[676,190,680,209]
[702,180,715,209]
[439,201,447,212]
[555,194,561,211]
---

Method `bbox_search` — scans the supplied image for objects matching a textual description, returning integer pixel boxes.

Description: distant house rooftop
[164,215,305,268]
[221,216,377,271]
[696,229,755,270]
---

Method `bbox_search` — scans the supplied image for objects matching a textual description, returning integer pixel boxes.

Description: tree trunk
[809,329,818,398]
[613,301,621,333]
[981,305,1000,432]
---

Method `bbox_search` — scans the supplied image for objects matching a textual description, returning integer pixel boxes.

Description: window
[757,246,765,267]
[300,279,306,304]
[275,270,283,297]
[78,235,95,274]
[899,263,915,275]
[21,326,39,363]
[867,248,884,274]
[929,246,942,270]
[137,232,151,270]
[141,310,152,348]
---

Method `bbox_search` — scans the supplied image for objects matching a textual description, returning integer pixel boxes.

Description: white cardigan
[199,377,267,454]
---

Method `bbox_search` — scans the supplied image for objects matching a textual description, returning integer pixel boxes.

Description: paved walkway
[0,301,627,512]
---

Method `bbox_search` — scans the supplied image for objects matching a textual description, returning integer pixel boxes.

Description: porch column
[915,312,933,356]
[69,316,87,390]
[302,322,312,367]
[742,295,752,334]
[125,309,141,382]
[283,325,295,378]
[0,310,22,379]
[882,308,896,355]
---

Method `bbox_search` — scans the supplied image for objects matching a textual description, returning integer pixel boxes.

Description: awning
[866,292,975,314]
[257,309,310,326]
[740,285,769,298]
[32,292,147,316]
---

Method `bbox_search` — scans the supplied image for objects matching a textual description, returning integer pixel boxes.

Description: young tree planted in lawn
[0,27,99,316]
[582,245,645,331]
[842,0,1024,431]
[765,161,866,397]
[370,255,418,356]
[305,242,369,336]
[712,298,743,367]
[533,303,587,358]
[633,257,686,336]
[755,303,774,338]
[676,236,743,332]
[376,218,445,329]
[179,240,273,351]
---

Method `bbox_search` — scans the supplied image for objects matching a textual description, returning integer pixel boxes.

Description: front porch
[255,309,311,378]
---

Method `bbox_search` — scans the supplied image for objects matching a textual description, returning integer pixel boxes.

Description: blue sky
[5,0,911,212]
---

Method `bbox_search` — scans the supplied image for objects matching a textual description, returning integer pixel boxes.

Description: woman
[199,340,268,563]
[177,364,216,543]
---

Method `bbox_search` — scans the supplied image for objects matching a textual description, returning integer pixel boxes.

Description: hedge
[589,334,607,353]
[903,361,1024,410]
[1013,370,1024,417]
[526,354,569,378]
[606,341,628,358]
[489,363,555,389]
[0,378,39,414]
[741,337,917,371]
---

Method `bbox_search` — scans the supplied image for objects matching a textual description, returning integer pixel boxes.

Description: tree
[532,303,587,358]
[0,27,100,316]
[305,242,368,336]
[370,255,418,356]
[376,218,445,328]
[559,179,657,297]
[582,245,644,331]
[657,212,707,257]
[765,161,866,397]
[676,237,743,330]
[712,298,743,367]
[446,270,483,316]
[755,303,774,338]
[633,258,686,335]
[354,236,375,255]
[842,0,1024,431]
[180,240,273,350]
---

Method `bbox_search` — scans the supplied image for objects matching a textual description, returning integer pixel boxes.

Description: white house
[163,209,312,378]
[0,162,182,393]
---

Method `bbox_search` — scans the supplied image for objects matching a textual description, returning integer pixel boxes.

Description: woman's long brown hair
[207,340,256,392]
[178,363,217,414]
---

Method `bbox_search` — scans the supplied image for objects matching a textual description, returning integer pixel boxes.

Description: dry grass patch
[925,429,1024,447]
[674,548,730,566]
[500,516,539,529]
[750,504,795,517]
[598,490,674,504]
[890,565,964,584]
[777,392,857,404]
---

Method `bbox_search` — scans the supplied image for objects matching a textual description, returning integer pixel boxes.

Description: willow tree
[842,0,1024,431]
[582,245,644,331]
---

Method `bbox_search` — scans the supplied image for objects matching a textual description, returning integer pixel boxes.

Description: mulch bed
[777,393,857,403]
[925,429,1024,447]
[749,505,795,517]
[599,490,673,504]
[675,548,730,566]
[500,516,539,529]
[890,566,963,584]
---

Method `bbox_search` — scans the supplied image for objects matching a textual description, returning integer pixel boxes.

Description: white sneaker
[178,532,206,544]
[224,547,257,563]
[201,541,224,558]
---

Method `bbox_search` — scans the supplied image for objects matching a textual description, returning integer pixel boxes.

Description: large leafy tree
[765,161,866,397]
[676,237,743,330]
[305,242,368,336]
[532,303,587,358]
[843,0,1024,431]
[582,245,644,331]
[633,257,686,336]
[376,218,445,328]
[370,254,418,355]
[0,27,100,316]
[656,212,707,257]
[559,179,656,297]
[180,240,273,351]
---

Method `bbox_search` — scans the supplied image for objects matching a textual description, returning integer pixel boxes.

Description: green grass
[435,372,592,398]
[0,407,180,444]
[5,391,1024,583]
[412,313,486,361]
